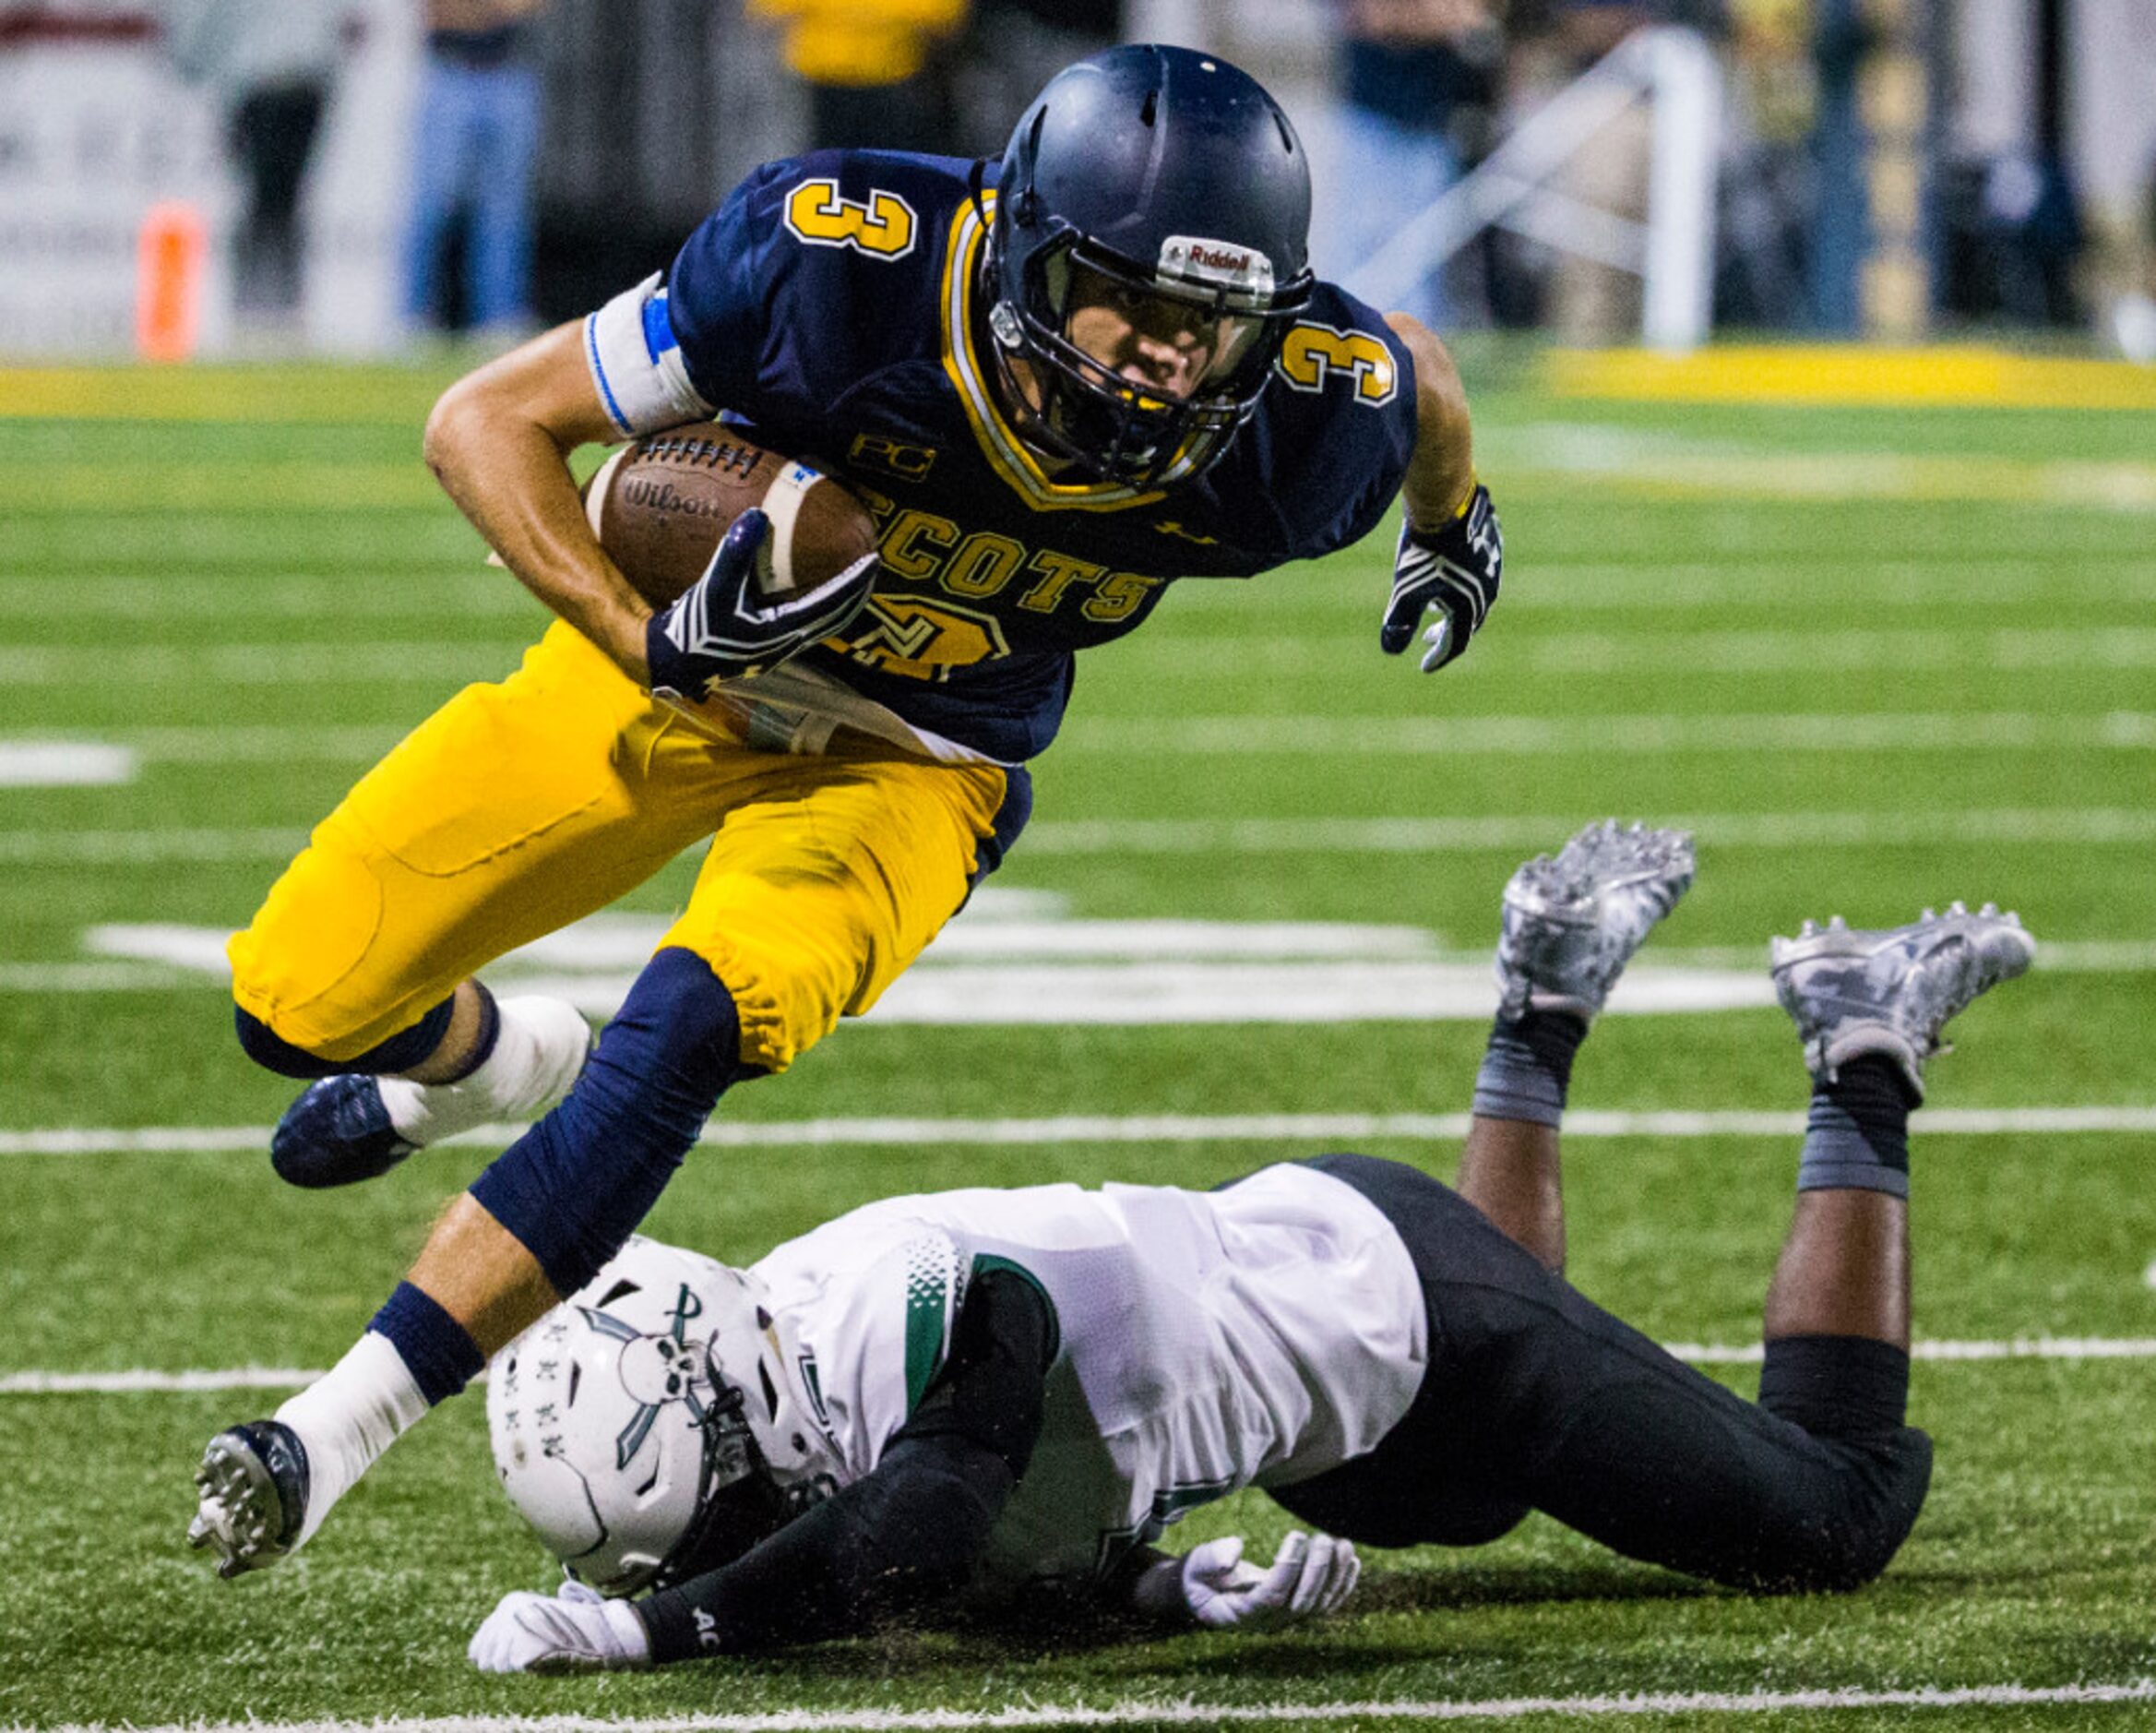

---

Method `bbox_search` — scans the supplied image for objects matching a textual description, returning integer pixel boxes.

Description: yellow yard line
[0,365,450,424]
[1547,344,2156,410]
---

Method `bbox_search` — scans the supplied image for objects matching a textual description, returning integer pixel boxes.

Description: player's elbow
[861,1441,1009,1609]
[421,375,489,487]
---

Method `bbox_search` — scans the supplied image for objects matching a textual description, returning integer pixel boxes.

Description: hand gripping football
[583,424,878,611]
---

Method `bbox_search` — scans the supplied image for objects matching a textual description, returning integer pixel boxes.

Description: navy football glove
[644,509,877,699]
[1379,481,1503,674]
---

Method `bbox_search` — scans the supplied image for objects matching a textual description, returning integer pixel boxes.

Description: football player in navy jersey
[190,45,1506,1579]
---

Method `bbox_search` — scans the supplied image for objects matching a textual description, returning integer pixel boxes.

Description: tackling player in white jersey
[461,821,2034,1671]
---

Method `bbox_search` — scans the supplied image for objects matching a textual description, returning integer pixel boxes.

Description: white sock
[378,995,592,1147]
[273,1330,429,1545]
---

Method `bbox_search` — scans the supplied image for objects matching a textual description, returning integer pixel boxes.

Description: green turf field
[2,357,2151,1730]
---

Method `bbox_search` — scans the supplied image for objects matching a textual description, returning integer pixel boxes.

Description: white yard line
[1673,1338,2156,1366]
[0,741,136,786]
[6,806,2156,869]
[1058,712,2156,755]
[0,576,530,618]
[1517,627,2156,674]
[1161,557,2156,615]
[0,827,307,864]
[0,962,198,991]
[11,918,2150,1016]
[22,1679,2156,1729]
[0,1368,328,1393]
[1016,807,2156,853]
[67,917,2156,981]
[6,948,2142,1010]
[1483,424,2156,515]
[15,1337,2156,1395]
[113,725,410,762]
[69,711,2156,763]
[0,644,508,685]
[14,1337,2156,1395]
[5,1106,2151,1159]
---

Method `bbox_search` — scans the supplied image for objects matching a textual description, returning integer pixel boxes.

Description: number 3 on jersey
[784,179,917,260]
[1275,322,1399,405]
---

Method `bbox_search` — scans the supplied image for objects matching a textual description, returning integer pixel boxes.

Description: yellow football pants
[228,622,1013,1073]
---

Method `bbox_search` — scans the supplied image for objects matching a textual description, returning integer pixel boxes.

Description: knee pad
[234,997,456,1080]
[469,947,750,1297]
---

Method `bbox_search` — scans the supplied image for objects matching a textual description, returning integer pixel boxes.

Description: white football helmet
[487,1235,842,1597]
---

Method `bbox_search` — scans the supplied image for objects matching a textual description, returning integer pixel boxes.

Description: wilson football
[583,424,879,611]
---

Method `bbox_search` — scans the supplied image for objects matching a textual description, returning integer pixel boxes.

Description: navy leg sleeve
[469,947,750,1298]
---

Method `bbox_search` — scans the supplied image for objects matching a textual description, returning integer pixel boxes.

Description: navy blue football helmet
[983,44,1316,488]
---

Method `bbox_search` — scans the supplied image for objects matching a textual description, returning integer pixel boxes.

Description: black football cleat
[188,1420,311,1579]
[270,1075,414,1189]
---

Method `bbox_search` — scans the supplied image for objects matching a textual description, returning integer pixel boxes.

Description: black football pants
[1269,1153,1933,1594]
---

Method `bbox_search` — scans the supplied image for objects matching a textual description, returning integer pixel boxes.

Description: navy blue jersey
[586,149,1418,763]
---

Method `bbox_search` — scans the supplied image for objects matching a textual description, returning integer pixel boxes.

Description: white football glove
[1132,1531,1360,1631]
[1379,482,1503,674]
[468,1576,653,1674]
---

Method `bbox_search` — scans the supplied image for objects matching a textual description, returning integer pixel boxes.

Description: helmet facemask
[986,227,1299,489]
[980,46,1317,491]
[654,1342,840,1588]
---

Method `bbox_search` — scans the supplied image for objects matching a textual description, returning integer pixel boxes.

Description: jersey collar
[940,195,1203,514]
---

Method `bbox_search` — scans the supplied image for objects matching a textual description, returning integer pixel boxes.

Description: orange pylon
[136,200,206,363]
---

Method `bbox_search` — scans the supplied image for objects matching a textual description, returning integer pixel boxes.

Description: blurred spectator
[2115,168,2156,364]
[157,0,344,339]
[1939,150,2082,329]
[1316,0,1501,331]
[1716,0,1814,329]
[748,0,969,155]
[402,0,547,340]
[949,0,1122,160]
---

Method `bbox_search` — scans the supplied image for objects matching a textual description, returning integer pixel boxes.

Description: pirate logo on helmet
[578,1284,712,1470]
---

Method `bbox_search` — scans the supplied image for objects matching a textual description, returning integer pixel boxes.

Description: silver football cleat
[187,1421,310,1580]
[1495,820,1697,1022]
[1770,902,2036,1100]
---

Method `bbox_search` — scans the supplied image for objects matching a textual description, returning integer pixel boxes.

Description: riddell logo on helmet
[1160,234,1276,294]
